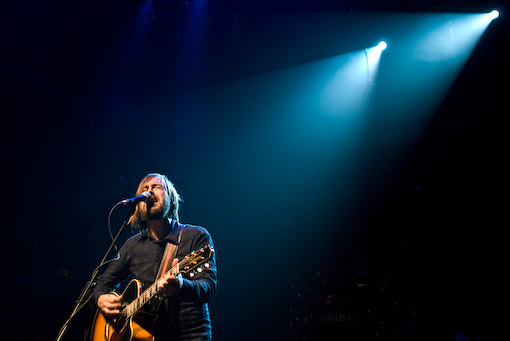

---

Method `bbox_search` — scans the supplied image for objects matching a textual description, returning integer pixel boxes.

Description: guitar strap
[141,224,184,316]
[156,223,184,279]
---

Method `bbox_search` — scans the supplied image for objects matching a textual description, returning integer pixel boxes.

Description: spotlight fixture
[488,9,500,20]
[378,41,388,51]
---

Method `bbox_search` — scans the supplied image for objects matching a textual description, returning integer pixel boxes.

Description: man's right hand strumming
[97,293,122,320]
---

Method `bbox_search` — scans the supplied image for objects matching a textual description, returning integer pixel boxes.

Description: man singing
[92,173,217,340]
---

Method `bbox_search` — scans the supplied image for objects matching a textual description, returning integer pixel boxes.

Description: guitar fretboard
[123,266,179,319]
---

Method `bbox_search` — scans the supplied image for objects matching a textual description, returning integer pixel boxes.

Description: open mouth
[146,198,157,207]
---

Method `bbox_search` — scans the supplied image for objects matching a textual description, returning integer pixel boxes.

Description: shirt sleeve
[91,241,133,304]
[179,227,217,304]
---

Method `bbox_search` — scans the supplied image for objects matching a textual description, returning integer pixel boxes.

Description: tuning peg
[204,263,210,268]
[189,272,195,278]
[197,268,203,273]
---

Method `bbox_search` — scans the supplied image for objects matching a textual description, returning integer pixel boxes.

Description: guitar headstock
[180,244,214,276]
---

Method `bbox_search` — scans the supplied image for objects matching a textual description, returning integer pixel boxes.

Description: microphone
[119,191,152,205]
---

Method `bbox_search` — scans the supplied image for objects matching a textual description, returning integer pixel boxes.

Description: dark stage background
[2,0,508,340]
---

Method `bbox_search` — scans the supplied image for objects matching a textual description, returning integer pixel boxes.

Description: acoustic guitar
[90,245,214,341]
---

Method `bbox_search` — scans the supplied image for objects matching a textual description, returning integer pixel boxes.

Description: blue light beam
[320,50,374,117]
[364,41,388,82]
[413,11,500,62]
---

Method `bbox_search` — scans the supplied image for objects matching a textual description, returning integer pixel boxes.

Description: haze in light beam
[364,41,387,82]
[413,12,499,62]
[320,45,386,117]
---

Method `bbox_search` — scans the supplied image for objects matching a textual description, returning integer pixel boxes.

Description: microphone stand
[55,202,133,341]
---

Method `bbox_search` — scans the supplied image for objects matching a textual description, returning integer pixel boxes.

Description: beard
[140,199,171,222]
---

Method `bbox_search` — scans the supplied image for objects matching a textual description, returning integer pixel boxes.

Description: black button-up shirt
[92,221,217,340]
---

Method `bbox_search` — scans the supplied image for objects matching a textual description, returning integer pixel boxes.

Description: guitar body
[90,279,155,341]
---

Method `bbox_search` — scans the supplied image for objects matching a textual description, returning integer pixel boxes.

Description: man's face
[141,177,170,221]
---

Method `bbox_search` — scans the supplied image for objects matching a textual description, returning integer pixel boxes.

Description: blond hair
[128,173,181,231]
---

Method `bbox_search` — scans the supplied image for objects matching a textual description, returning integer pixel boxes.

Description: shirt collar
[141,219,180,244]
